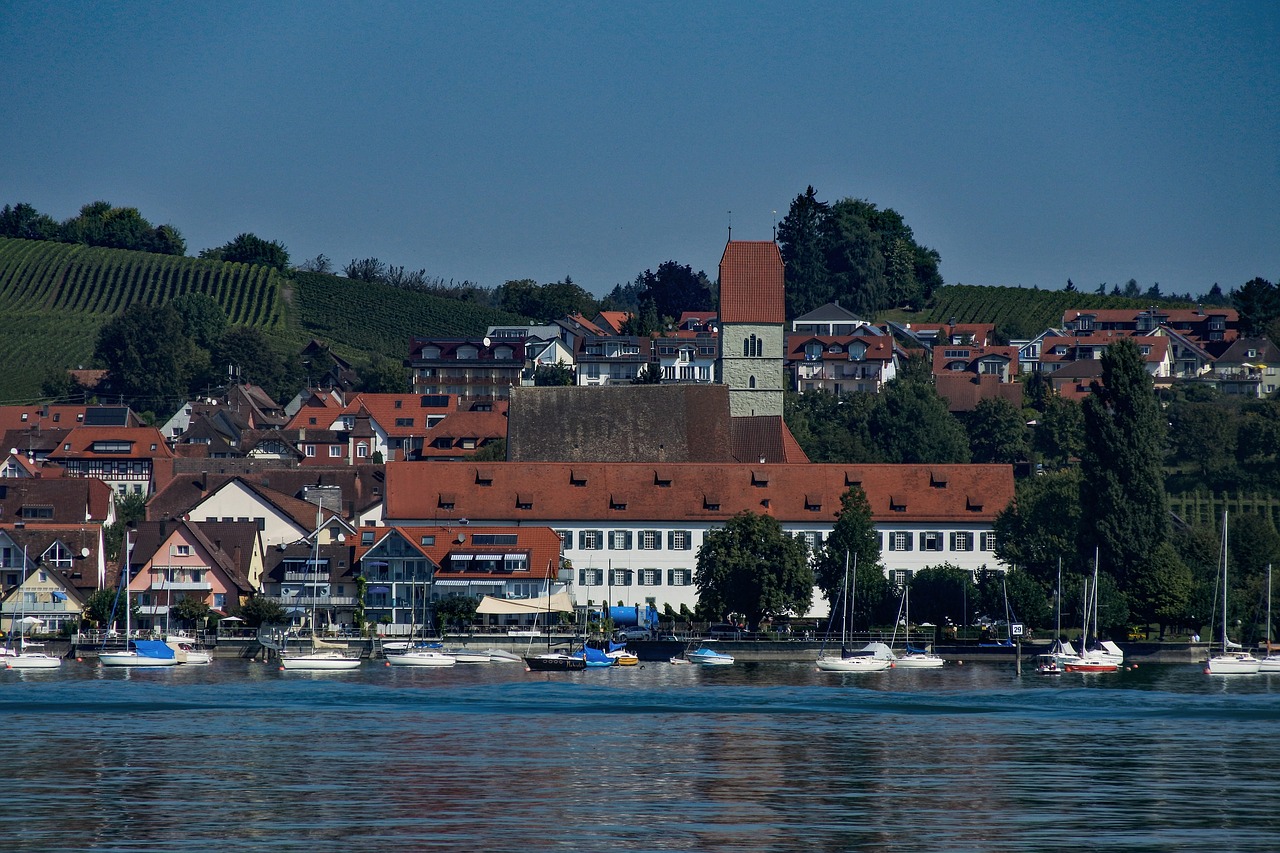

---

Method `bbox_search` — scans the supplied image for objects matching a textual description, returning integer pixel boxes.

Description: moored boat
[1207,511,1260,676]
[686,645,735,666]
[386,648,456,667]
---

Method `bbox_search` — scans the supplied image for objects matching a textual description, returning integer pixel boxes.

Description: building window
[44,542,73,569]
[950,532,973,552]
[639,530,660,550]
[668,530,691,550]
[798,531,821,551]
[610,568,632,587]
[556,530,573,549]
[609,530,632,550]
[579,568,603,586]
[329,445,342,457]
[921,532,943,552]
[638,569,661,586]
[981,532,997,551]
[305,445,316,458]
[176,544,191,557]
[580,530,602,550]
[887,532,912,552]
[893,570,908,587]
[667,569,692,586]
[357,445,369,458]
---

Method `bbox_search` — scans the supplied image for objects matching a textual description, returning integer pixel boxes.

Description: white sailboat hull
[280,651,361,670]
[893,653,944,669]
[1207,653,1260,675]
[386,650,456,667]
[816,655,891,672]
[99,652,180,667]
[1259,655,1280,673]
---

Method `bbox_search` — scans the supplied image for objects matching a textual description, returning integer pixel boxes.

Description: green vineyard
[0,238,527,404]
[907,283,1196,336]
[290,271,526,361]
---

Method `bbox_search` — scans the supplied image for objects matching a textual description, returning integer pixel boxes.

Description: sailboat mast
[1222,510,1229,656]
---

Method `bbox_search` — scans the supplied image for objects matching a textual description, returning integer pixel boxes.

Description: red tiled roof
[719,241,784,324]
[786,335,896,363]
[47,427,173,460]
[933,374,1025,413]
[383,461,1013,524]
[354,525,562,583]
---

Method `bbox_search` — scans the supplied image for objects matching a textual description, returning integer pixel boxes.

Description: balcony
[273,595,357,607]
[149,581,213,591]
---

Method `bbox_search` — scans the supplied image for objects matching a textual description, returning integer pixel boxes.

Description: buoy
[385,661,390,667]
[957,660,964,665]
[278,666,285,671]
[1132,663,1138,669]
[1203,667,1211,674]
[76,657,83,662]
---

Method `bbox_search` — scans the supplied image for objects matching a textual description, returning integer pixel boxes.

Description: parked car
[613,628,652,641]
[708,623,742,640]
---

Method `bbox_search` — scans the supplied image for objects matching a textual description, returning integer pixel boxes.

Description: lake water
[2,660,1278,852]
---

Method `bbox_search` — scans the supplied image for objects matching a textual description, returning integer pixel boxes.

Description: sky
[2,2,1277,299]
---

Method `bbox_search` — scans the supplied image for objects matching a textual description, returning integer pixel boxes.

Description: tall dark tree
[94,304,200,416]
[60,201,185,255]
[813,487,885,616]
[784,390,877,463]
[357,352,410,393]
[1231,277,1279,336]
[906,565,976,631]
[1034,393,1084,468]
[200,233,289,272]
[1079,338,1169,589]
[777,186,832,318]
[212,326,286,396]
[694,512,813,628]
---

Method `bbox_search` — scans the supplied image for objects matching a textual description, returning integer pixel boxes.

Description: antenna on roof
[727,210,732,241]
[772,210,777,241]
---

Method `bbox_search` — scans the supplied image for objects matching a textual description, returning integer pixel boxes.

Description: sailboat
[280,508,361,671]
[523,569,585,671]
[159,567,212,665]
[100,532,179,668]
[816,553,892,672]
[1037,559,1066,675]
[5,546,62,670]
[1261,563,1280,673]
[1206,510,1260,675]
[892,585,944,668]
[386,568,455,667]
[1063,549,1121,673]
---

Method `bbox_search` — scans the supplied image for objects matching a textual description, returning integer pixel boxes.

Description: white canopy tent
[475,591,575,615]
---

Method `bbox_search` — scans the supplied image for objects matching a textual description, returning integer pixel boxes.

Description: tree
[1034,393,1084,468]
[104,495,148,561]
[993,469,1082,588]
[172,596,211,628]
[784,390,877,463]
[471,438,507,461]
[0,202,59,240]
[1127,541,1192,635]
[435,595,480,631]
[496,277,597,321]
[170,292,227,351]
[344,257,388,282]
[1079,338,1169,589]
[966,397,1030,464]
[94,303,201,416]
[636,261,713,325]
[869,374,971,464]
[238,596,287,627]
[82,588,129,628]
[297,254,333,274]
[357,352,410,393]
[906,565,976,631]
[533,364,574,386]
[59,201,185,254]
[777,186,833,318]
[1231,277,1279,336]
[1002,568,1052,631]
[813,487,885,619]
[695,512,813,628]
[631,363,662,384]
[200,233,290,271]
[212,326,286,396]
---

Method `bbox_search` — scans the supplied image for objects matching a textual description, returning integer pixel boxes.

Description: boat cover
[476,592,574,615]
[133,640,176,659]
[583,646,612,664]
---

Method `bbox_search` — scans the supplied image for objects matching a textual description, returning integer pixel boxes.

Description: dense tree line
[0,200,185,255]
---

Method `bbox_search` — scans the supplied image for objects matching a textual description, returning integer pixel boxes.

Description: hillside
[0,238,526,403]
[890,283,1199,336]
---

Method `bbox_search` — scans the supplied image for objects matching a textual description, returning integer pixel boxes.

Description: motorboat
[5,642,63,670]
[1035,653,1064,675]
[480,648,524,663]
[443,648,493,664]
[686,645,735,666]
[1063,654,1120,673]
[166,633,212,665]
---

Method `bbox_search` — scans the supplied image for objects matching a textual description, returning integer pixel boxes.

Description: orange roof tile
[383,461,1013,525]
[719,241,784,324]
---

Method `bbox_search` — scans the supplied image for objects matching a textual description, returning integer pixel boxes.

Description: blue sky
[3,2,1276,298]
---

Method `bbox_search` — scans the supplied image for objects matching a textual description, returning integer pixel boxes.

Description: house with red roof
[786,331,901,394]
[1061,306,1237,347]
[408,337,527,401]
[0,523,107,633]
[46,426,173,498]
[352,524,562,631]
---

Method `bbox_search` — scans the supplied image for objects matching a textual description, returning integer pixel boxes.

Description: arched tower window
[749,375,756,388]
[743,337,751,357]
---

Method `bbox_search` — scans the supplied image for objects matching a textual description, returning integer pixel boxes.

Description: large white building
[382,461,1013,617]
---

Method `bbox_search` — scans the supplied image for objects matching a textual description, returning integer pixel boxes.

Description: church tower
[717,240,785,417]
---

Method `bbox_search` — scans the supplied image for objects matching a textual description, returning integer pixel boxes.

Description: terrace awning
[475,591,574,615]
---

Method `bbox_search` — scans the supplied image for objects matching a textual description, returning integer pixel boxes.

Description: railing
[1,602,72,613]
[149,581,212,591]
[272,596,358,607]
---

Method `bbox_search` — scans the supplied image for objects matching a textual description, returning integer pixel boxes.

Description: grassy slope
[0,238,527,403]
